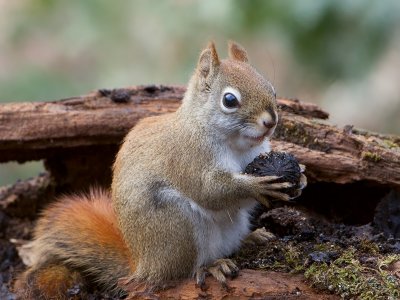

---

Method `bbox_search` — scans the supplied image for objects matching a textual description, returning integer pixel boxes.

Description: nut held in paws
[245,151,302,197]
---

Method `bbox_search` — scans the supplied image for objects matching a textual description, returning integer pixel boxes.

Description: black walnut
[245,151,302,197]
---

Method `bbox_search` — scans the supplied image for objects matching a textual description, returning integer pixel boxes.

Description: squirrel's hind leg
[195,258,239,289]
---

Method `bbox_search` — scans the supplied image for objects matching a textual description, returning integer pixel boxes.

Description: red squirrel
[16,41,305,299]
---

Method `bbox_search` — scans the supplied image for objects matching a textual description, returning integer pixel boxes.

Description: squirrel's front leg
[198,170,302,210]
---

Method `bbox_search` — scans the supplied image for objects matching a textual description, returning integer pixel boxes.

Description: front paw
[242,227,276,246]
[250,175,295,204]
[257,170,307,204]
[245,152,308,204]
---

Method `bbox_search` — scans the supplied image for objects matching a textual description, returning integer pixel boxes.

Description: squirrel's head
[183,41,278,150]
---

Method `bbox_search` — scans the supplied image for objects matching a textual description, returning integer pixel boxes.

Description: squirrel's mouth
[243,126,276,143]
[244,132,269,143]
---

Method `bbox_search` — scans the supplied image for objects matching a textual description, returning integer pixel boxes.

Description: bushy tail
[15,189,135,299]
[15,263,86,299]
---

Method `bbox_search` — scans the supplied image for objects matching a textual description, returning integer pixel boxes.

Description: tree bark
[273,114,400,187]
[1,85,399,188]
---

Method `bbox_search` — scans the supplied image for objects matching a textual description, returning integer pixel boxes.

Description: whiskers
[238,122,261,138]
[228,122,246,134]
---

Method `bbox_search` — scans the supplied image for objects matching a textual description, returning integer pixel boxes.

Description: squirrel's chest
[216,139,271,172]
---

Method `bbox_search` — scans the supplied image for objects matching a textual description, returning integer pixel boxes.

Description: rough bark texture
[273,115,400,187]
[1,85,399,189]
[0,85,184,163]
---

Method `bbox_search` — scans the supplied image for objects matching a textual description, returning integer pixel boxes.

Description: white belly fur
[187,197,257,270]
[188,138,270,270]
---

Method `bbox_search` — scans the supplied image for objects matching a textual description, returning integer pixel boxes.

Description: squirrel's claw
[195,267,207,290]
[195,259,239,290]
[299,174,307,190]
[257,175,282,183]
[288,174,307,200]
[261,190,291,202]
[262,181,295,190]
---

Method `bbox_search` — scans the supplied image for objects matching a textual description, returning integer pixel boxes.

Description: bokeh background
[1,0,400,185]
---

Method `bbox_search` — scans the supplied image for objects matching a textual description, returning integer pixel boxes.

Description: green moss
[361,151,382,162]
[378,254,400,271]
[358,239,379,255]
[305,248,400,299]
[382,139,399,149]
[283,244,304,273]
[274,121,330,152]
[234,231,400,299]
[236,240,400,299]
[234,241,306,273]
[313,243,341,253]
[278,122,309,141]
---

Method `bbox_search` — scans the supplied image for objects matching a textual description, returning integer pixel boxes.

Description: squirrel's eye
[222,93,239,108]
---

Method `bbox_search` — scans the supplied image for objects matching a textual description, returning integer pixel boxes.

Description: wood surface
[125,269,339,300]
[1,84,399,188]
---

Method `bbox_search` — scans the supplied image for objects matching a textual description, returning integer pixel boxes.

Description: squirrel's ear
[197,42,220,79]
[228,41,249,63]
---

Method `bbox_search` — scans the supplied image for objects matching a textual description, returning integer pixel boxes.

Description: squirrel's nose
[263,120,276,129]
[258,111,277,131]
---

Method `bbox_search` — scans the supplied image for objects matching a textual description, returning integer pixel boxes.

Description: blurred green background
[1,0,400,185]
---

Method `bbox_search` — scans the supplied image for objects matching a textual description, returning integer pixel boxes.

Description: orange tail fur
[15,189,135,299]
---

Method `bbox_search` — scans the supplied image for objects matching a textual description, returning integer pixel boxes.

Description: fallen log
[0,85,399,189]
[1,85,400,299]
